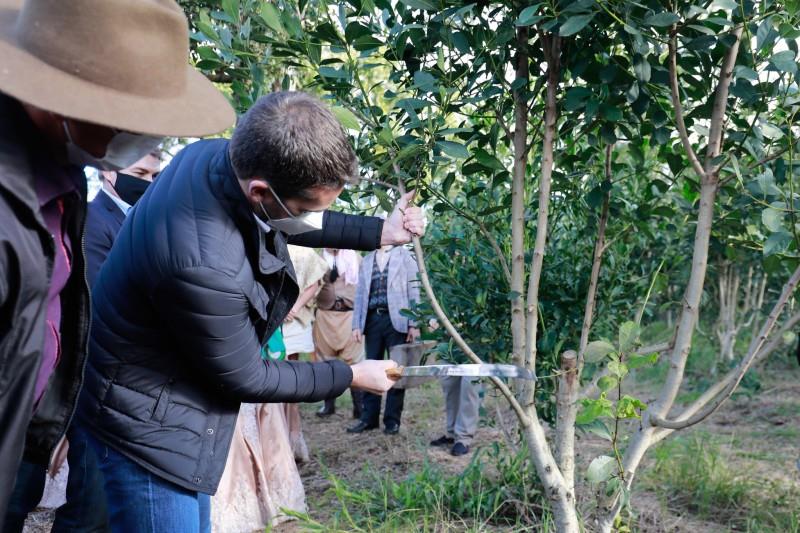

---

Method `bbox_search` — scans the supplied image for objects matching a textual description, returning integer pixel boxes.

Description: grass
[642,434,800,532]
[291,443,552,532]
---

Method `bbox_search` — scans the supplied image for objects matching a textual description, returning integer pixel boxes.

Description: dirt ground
[22,366,800,532]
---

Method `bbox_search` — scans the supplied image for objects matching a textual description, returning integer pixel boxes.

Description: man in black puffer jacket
[77,92,424,531]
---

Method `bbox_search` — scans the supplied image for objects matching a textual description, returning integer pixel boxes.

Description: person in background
[283,244,329,462]
[0,0,233,522]
[349,245,421,435]
[4,153,162,532]
[313,248,365,418]
[76,91,423,531]
[85,152,162,283]
[429,376,483,457]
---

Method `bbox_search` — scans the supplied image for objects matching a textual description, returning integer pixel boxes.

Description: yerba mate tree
[183,0,800,529]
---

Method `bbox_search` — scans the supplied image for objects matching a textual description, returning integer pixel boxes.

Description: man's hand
[380,190,425,245]
[351,359,399,394]
[406,327,420,342]
[352,329,363,343]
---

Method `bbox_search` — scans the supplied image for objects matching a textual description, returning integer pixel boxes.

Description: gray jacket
[352,246,420,334]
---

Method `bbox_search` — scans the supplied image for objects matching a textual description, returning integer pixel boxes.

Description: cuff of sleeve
[327,359,354,399]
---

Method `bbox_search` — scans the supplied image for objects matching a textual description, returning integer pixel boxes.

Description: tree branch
[668,33,706,180]
[394,175,529,424]
[523,34,560,405]
[651,263,800,430]
[510,26,530,370]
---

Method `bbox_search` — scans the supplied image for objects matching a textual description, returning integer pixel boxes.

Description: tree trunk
[555,351,578,494]
[510,26,529,369]
[522,414,579,533]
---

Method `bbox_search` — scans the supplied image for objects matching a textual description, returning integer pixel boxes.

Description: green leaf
[627,352,659,369]
[473,148,505,171]
[762,207,784,232]
[437,141,469,159]
[352,35,383,51]
[769,50,797,74]
[633,55,651,82]
[222,0,239,21]
[331,107,360,130]
[644,12,679,27]
[413,70,437,92]
[319,66,348,79]
[764,231,792,257]
[587,455,617,483]
[577,395,614,425]
[399,0,438,11]
[584,340,616,363]
[616,395,647,419]
[564,87,592,111]
[559,13,595,36]
[516,5,544,26]
[597,375,618,392]
[578,419,613,441]
[607,360,629,379]
[260,3,284,33]
[618,321,640,352]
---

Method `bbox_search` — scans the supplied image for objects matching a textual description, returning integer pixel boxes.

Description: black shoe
[383,424,400,435]
[346,420,378,433]
[430,435,455,447]
[316,399,336,417]
[451,442,470,456]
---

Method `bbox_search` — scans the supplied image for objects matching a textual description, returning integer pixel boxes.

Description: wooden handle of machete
[386,366,404,379]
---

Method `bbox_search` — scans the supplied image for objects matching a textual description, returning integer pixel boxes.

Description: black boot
[350,389,364,420]
[316,398,336,417]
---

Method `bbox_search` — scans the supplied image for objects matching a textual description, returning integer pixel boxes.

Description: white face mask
[256,188,324,235]
[63,121,163,171]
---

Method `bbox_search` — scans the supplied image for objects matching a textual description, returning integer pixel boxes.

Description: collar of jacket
[214,143,296,281]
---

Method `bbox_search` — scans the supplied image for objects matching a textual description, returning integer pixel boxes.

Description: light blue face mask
[257,188,324,235]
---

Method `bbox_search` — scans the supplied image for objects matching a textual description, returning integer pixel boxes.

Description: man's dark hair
[229,91,359,199]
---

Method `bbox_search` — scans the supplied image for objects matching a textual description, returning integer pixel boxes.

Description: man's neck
[102,180,121,200]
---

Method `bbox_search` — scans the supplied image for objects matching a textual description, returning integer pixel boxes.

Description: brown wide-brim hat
[0,0,235,137]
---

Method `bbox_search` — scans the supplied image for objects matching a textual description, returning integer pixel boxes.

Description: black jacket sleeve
[152,265,353,403]
[288,211,383,251]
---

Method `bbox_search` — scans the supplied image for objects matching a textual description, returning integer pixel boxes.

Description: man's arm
[288,211,383,251]
[84,219,115,289]
[152,265,353,403]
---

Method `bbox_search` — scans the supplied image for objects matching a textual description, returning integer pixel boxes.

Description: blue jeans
[87,431,210,533]
[3,423,110,532]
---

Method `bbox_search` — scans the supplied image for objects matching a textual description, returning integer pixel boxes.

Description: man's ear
[247,178,271,204]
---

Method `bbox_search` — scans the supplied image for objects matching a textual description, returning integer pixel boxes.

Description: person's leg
[359,312,385,428]
[2,460,47,533]
[198,492,211,533]
[285,353,310,461]
[453,377,482,447]
[382,324,407,429]
[440,376,460,440]
[87,431,204,533]
[52,423,110,532]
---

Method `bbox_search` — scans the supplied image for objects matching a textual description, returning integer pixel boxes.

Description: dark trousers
[361,310,406,428]
[3,423,110,533]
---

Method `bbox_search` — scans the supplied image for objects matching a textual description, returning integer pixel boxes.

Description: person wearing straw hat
[0,0,234,525]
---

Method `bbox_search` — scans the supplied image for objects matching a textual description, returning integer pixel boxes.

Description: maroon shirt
[33,170,76,403]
